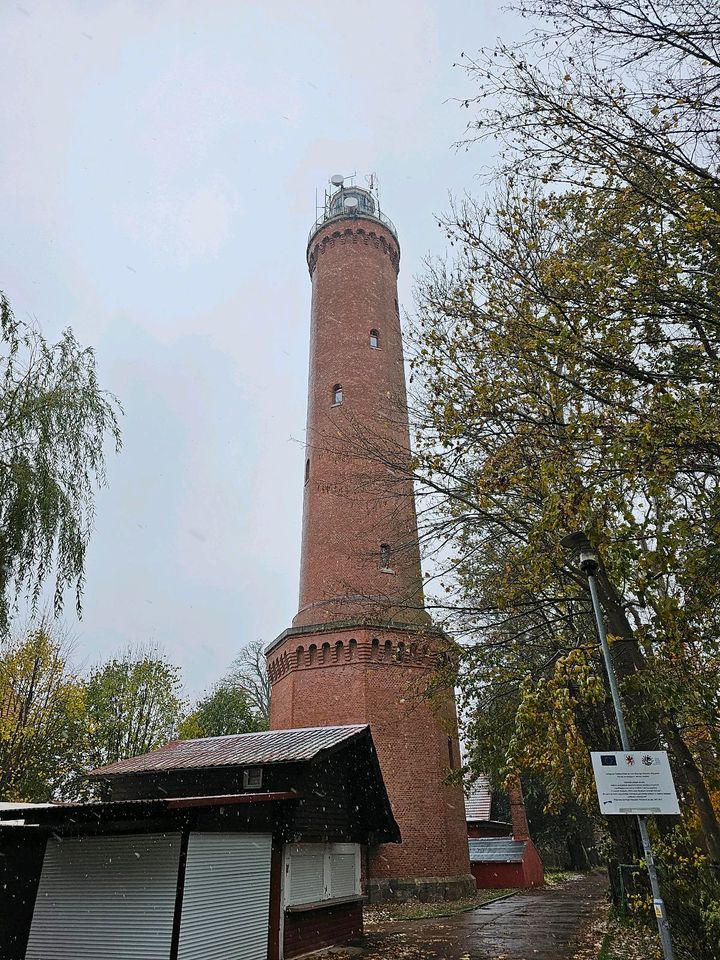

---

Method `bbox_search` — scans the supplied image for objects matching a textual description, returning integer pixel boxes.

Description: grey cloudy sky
[1,0,519,696]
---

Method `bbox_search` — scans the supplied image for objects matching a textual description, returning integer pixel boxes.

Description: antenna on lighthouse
[330,174,344,187]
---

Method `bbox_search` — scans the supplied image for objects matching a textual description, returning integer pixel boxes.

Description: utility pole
[561,533,675,960]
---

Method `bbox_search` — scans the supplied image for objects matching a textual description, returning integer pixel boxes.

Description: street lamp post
[561,533,675,960]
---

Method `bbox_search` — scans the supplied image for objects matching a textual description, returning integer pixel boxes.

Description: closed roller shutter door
[177,832,272,960]
[25,833,181,960]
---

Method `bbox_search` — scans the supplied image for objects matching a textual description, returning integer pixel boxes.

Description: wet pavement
[346,872,607,960]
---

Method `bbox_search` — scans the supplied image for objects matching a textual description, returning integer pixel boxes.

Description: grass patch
[544,868,587,887]
[364,889,514,924]
[597,932,613,960]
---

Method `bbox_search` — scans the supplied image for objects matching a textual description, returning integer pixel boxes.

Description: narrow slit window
[304,458,310,484]
[369,329,379,349]
[380,543,392,571]
[332,383,343,405]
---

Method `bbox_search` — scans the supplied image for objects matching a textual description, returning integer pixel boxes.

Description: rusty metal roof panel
[465,775,493,821]
[89,725,369,777]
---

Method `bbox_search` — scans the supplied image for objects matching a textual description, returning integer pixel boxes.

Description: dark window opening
[304,458,310,484]
[332,383,343,405]
[380,543,392,571]
[369,329,379,348]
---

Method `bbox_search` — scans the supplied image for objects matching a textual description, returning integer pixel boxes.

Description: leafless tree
[229,640,270,724]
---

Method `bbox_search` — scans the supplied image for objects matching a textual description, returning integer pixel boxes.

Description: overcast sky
[1,0,521,696]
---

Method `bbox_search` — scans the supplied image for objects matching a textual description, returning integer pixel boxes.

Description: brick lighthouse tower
[266,176,472,901]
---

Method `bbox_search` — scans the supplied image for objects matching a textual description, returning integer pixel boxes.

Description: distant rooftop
[90,725,369,777]
[465,775,493,822]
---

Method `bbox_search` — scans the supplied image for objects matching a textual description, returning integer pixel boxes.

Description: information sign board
[590,751,680,815]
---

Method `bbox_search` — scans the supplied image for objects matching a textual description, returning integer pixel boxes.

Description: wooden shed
[0,724,399,960]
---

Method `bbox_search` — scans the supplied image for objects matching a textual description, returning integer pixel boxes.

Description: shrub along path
[333,871,608,960]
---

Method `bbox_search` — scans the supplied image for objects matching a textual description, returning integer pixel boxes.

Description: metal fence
[308,208,398,245]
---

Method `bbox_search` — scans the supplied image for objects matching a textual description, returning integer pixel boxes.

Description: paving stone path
[349,872,607,960]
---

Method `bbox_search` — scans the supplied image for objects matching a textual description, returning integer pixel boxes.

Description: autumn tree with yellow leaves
[368,1,719,953]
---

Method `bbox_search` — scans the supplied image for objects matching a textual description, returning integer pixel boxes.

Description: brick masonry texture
[269,204,471,895]
[269,627,470,882]
[295,217,427,628]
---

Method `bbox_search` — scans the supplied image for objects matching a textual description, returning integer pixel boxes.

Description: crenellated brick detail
[307,222,400,277]
[267,629,439,678]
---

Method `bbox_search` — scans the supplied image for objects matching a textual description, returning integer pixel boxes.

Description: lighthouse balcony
[308,200,397,245]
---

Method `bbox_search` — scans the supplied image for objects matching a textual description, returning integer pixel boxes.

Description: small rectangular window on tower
[380,543,393,573]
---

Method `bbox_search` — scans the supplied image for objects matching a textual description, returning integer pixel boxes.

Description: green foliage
[398,0,720,936]
[179,682,267,739]
[0,623,85,801]
[619,830,720,960]
[83,646,184,769]
[0,293,121,633]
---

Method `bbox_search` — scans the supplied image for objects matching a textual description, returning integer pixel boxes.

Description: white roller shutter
[25,833,181,960]
[285,843,361,906]
[177,832,272,960]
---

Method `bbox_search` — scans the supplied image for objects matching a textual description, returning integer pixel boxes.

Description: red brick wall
[521,840,545,887]
[284,900,362,959]
[270,203,471,891]
[268,626,471,882]
[295,216,427,628]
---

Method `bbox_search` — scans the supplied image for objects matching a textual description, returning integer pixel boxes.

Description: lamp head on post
[560,532,599,574]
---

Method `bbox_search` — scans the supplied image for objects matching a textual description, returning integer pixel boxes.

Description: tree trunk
[662,719,720,863]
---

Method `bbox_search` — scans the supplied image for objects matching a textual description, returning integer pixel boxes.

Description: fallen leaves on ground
[572,913,662,960]
[364,890,513,925]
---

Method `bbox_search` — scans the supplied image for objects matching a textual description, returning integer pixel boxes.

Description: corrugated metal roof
[465,775,492,821]
[89,725,369,777]
[469,838,527,863]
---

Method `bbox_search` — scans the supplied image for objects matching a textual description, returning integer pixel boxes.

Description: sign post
[562,533,676,960]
